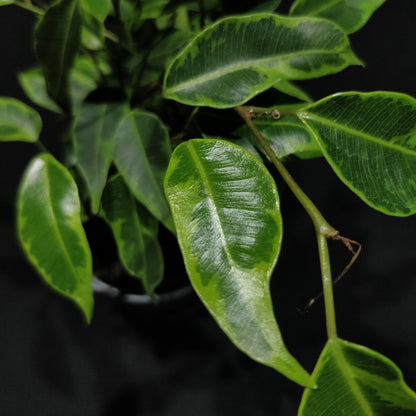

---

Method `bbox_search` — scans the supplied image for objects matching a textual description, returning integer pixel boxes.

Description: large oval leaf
[100,174,164,295]
[34,0,82,110]
[72,102,128,213]
[0,97,42,142]
[113,110,174,232]
[298,338,416,415]
[17,154,93,322]
[80,0,111,21]
[299,92,416,216]
[164,139,314,388]
[290,0,386,34]
[163,14,361,108]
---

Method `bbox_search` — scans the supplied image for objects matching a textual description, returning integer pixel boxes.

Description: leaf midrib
[332,340,374,416]
[44,160,81,289]
[301,112,416,156]
[187,143,238,271]
[167,48,346,94]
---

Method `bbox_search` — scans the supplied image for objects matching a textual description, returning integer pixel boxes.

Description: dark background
[1,1,416,415]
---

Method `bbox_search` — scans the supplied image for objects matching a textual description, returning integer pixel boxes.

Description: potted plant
[1,0,416,414]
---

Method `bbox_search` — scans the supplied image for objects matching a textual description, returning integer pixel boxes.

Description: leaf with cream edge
[290,0,386,34]
[0,97,42,142]
[163,14,361,108]
[164,139,314,388]
[298,338,416,415]
[17,154,93,322]
[298,92,416,216]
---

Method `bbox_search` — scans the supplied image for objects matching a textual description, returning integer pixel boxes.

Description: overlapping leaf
[17,154,93,322]
[164,14,361,108]
[113,110,174,232]
[18,56,104,113]
[299,92,416,216]
[72,102,128,213]
[165,139,314,387]
[100,175,163,295]
[290,0,386,34]
[299,338,416,415]
[80,0,111,21]
[236,115,321,160]
[0,97,42,142]
[34,0,82,110]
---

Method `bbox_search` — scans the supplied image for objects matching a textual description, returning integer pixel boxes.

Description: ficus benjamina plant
[2,0,416,414]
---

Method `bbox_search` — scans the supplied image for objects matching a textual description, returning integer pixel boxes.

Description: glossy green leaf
[17,153,93,322]
[80,0,111,21]
[0,1,14,6]
[34,0,82,110]
[299,92,416,216]
[290,0,386,34]
[113,110,174,232]
[164,139,314,388]
[100,174,163,294]
[0,97,42,142]
[236,116,321,160]
[18,56,102,113]
[298,338,416,415]
[164,14,361,108]
[72,102,128,213]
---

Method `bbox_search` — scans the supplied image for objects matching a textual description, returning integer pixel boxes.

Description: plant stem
[317,232,337,339]
[235,106,338,237]
[14,0,44,15]
[235,105,341,340]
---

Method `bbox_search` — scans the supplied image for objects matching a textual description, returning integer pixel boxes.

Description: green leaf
[72,102,128,213]
[0,1,14,6]
[141,0,169,19]
[163,14,361,108]
[0,97,42,142]
[80,0,111,21]
[19,56,102,113]
[81,10,105,50]
[164,139,314,388]
[290,0,386,34]
[113,110,174,232]
[34,0,82,110]
[17,153,93,322]
[298,338,416,415]
[273,80,312,103]
[236,116,322,160]
[100,174,164,295]
[299,92,416,216]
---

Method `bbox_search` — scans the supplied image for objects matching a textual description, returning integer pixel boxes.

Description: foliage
[1,0,416,414]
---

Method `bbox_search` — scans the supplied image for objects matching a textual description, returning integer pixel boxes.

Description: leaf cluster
[1,0,416,414]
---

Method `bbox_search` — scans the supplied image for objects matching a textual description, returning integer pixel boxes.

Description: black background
[1,1,416,415]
